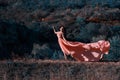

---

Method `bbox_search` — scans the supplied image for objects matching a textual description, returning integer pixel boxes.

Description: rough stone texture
[0,60,120,80]
[0,0,120,60]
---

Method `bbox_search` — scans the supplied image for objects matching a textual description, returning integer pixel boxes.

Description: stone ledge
[0,60,119,80]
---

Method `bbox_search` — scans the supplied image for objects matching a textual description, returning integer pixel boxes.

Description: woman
[53,27,110,61]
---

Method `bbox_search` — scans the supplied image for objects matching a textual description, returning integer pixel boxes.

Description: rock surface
[0,60,120,80]
[0,0,120,61]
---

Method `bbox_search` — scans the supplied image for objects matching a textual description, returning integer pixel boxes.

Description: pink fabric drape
[54,27,110,61]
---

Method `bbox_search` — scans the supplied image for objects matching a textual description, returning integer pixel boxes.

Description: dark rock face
[0,19,59,59]
[0,0,120,61]
[0,20,34,59]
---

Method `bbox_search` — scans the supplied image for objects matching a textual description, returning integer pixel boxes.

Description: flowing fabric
[54,27,110,61]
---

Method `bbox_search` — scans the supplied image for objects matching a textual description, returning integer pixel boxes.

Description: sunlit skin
[53,27,110,61]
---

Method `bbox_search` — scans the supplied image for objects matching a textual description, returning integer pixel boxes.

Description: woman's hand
[53,26,56,33]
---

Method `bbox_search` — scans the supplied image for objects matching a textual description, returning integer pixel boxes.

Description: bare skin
[53,26,67,60]
[53,26,110,61]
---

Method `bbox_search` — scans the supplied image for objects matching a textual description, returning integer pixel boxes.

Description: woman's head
[60,27,63,31]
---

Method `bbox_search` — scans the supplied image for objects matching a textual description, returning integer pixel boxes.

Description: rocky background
[0,0,120,61]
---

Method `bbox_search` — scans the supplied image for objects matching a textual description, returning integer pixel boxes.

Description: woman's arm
[53,26,57,34]
[53,26,66,40]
